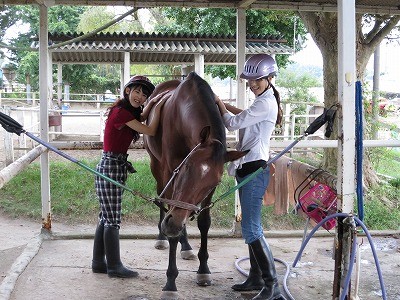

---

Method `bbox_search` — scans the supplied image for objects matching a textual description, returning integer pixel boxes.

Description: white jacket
[222,88,278,175]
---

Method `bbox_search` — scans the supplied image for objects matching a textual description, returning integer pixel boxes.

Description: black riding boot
[249,237,286,300]
[104,225,138,278]
[92,220,107,273]
[232,245,264,291]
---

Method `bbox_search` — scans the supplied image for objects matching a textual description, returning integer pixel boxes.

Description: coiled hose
[235,213,387,300]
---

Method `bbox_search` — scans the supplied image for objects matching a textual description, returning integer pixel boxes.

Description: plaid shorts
[95,153,128,228]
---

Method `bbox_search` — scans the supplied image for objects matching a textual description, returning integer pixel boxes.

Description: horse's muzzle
[161,213,185,238]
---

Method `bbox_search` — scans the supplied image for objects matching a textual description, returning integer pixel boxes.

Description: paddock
[1,213,399,300]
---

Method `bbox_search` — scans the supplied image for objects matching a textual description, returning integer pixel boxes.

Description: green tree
[298,12,400,186]
[5,5,94,92]
[0,5,23,58]
[76,6,145,34]
[156,8,307,79]
[277,68,321,104]
[277,69,322,135]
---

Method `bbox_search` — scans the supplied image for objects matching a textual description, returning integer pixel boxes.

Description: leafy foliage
[5,6,96,91]
[0,6,21,42]
[155,8,307,79]
[76,6,145,34]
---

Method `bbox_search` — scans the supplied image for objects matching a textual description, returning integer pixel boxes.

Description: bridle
[153,139,224,216]
[155,143,203,213]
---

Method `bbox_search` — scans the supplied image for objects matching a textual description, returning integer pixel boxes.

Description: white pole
[336,0,356,298]
[233,8,247,234]
[57,63,63,105]
[124,51,130,85]
[194,54,205,78]
[39,4,52,230]
[236,8,246,110]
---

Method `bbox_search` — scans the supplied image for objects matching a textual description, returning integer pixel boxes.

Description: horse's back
[144,72,222,170]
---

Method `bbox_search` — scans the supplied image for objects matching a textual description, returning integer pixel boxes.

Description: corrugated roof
[45,32,293,65]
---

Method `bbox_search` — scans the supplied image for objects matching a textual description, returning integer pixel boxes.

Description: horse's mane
[186,72,227,159]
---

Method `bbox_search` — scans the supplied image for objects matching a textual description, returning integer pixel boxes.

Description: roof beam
[238,0,257,8]
[34,0,55,6]
[2,1,400,15]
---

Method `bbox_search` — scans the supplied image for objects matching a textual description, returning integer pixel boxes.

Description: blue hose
[355,81,364,221]
[292,212,387,300]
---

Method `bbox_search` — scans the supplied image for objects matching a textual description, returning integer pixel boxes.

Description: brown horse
[144,72,246,299]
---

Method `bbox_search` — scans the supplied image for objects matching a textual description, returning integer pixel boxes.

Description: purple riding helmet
[240,54,278,80]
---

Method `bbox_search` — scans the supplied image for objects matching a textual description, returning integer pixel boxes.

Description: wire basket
[298,183,337,230]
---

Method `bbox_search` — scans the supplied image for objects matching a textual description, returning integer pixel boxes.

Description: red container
[299,183,337,230]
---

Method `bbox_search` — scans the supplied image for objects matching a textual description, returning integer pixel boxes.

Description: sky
[291,34,400,94]
[291,34,323,66]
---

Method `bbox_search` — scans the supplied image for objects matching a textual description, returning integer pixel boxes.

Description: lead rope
[195,134,307,216]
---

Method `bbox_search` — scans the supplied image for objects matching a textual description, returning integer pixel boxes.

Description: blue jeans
[236,166,270,244]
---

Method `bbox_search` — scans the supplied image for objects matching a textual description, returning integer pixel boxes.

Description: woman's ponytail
[270,83,283,127]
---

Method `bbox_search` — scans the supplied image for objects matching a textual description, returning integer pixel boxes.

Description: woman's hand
[149,90,170,104]
[154,92,171,111]
[141,90,171,121]
[214,94,221,104]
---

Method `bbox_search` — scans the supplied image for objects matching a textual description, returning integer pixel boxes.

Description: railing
[0,101,326,168]
[0,91,117,109]
[2,96,399,168]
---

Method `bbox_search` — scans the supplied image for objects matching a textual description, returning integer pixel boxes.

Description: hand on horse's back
[150,90,171,104]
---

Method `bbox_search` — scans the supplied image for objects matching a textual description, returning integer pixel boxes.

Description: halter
[155,138,224,215]
[155,143,203,213]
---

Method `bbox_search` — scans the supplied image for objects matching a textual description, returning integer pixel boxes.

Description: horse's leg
[179,225,196,260]
[155,204,169,250]
[161,236,180,300]
[196,206,212,286]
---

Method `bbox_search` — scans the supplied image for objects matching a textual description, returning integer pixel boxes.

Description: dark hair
[269,83,283,127]
[124,83,152,100]
[106,86,144,142]
[260,77,282,127]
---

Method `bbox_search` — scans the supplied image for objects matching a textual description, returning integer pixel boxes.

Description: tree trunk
[298,12,400,188]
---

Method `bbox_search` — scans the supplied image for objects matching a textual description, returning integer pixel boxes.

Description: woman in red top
[92,75,169,278]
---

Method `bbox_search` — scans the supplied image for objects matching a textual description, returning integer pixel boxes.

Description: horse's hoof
[196,273,212,286]
[155,240,169,250]
[180,249,197,260]
[160,290,179,300]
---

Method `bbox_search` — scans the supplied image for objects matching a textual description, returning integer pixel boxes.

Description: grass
[369,147,400,178]
[0,152,399,230]
[0,157,307,229]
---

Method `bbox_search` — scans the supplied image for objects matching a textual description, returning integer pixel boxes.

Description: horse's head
[161,126,247,238]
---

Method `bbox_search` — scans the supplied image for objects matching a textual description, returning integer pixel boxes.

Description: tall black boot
[249,237,286,300]
[104,225,138,278]
[92,220,107,273]
[232,245,264,291]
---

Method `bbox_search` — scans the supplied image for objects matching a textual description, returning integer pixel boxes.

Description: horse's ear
[224,150,248,163]
[199,126,211,143]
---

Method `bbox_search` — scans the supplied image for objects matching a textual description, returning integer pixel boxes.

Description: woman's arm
[215,94,228,116]
[140,90,170,122]
[126,93,170,136]
[215,94,242,115]
[225,102,243,115]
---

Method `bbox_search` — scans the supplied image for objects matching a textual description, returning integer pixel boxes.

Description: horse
[144,72,246,299]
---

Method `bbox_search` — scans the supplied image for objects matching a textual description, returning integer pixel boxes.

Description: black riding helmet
[123,75,155,100]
